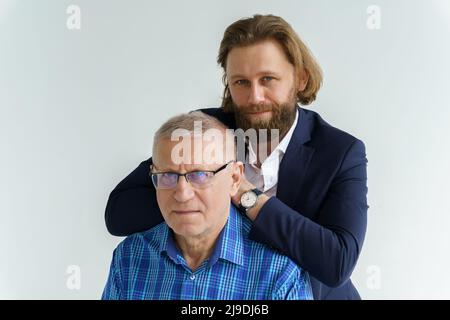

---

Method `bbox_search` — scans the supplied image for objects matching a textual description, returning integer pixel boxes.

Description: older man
[102,112,312,300]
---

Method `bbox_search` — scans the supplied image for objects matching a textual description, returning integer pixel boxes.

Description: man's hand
[231,175,270,221]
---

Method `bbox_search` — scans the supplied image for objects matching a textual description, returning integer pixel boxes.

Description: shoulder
[301,108,367,166]
[195,107,236,129]
[303,108,364,149]
[240,215,302,274]
[242,231,310,297]
[114,222,166,257]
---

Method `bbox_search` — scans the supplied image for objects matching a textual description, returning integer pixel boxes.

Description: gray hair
[152,111,236,161]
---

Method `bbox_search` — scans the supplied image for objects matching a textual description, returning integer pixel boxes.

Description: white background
[1,0,450,299]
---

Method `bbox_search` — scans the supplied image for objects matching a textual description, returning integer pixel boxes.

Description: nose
[248,83,265,105]
[173,175,195,202]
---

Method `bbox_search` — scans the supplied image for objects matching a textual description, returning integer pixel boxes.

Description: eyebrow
[152,166,211,173]
[229,71,280,80]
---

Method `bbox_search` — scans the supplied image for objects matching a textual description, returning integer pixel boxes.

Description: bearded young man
[104,14,368,300]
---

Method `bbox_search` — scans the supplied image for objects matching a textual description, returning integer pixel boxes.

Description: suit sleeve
[250,139,368,287]
[104,158,164,236]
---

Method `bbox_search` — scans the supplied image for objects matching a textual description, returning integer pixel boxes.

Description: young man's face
[226,39,307,136]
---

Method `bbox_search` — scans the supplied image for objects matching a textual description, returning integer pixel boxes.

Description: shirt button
[190,275,195,280]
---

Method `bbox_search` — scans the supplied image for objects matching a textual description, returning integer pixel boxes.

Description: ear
[229,161,244,197]
[297,68,309,92]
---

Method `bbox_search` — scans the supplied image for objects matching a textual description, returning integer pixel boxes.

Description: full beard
[231,93,298,142]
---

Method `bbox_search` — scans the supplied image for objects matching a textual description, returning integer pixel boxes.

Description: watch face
[241,191,258,208]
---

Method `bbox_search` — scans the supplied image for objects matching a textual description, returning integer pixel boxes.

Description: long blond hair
[217,14,323,111]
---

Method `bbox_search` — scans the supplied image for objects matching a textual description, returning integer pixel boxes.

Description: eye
[261,76,274,82]
[234,79,250,86]
[159,172,178,184]
[187,171,212,184]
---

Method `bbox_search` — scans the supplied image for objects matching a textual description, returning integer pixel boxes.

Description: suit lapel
[277,107,315,208]
[202,106,316,208]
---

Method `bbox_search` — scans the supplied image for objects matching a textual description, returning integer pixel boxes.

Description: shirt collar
[158,205,245,267]
[247,108,299,165]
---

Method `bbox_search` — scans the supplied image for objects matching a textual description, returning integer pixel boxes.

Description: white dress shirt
[245,109,299,197]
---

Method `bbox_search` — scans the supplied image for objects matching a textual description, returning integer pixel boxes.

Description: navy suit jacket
[105,107,368,300]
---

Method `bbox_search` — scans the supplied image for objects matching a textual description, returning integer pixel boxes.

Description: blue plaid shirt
[102,205,313,300]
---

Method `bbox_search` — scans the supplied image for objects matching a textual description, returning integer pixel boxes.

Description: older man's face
[152,137,241,240]
[226,39,307,137]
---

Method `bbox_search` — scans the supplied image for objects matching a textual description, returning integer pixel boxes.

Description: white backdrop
[1,0,450,299]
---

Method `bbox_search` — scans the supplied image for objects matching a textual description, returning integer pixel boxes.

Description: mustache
[237,104,279,114]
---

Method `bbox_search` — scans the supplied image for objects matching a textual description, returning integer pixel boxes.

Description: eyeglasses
[150,161,234,189]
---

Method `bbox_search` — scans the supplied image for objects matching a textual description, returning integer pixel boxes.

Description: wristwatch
[239,188,263,213]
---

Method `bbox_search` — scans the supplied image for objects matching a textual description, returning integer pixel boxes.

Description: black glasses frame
[149,161,234,189]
